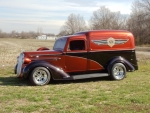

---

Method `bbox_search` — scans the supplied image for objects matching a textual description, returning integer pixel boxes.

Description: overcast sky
[0,0,135,34]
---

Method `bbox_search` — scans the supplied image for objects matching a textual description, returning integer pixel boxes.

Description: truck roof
[60,30,133,40]
[75,30,131,35]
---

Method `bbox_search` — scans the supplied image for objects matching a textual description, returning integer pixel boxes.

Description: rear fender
[22,61,69,80]
[107,56,135,74]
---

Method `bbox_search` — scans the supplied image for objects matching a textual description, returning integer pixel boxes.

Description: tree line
[59,0,150,45]
[0,27,55,39]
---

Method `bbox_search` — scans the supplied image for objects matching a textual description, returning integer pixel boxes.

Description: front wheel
[30,67,51,86]
[110,63,126,80]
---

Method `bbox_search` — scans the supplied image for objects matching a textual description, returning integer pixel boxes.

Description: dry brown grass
[0,38,54,69]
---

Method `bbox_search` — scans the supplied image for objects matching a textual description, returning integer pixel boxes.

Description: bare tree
[139,0,150,12]
[59,13,87,36]
[0,29,9,38]
[90,6,127,30]
[58,29,68,36]
[127,0,150,45]
[11,30,18,38]
[0,29,2,38]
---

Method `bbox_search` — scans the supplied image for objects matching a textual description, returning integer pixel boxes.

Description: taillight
[24,58,31,64]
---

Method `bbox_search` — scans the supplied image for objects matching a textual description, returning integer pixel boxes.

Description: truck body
[15,30,138,86]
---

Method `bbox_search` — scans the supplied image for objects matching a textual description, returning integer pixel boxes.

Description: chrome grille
[16,53,24,77]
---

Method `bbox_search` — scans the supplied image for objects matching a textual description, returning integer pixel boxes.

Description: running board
[72,73,109,80]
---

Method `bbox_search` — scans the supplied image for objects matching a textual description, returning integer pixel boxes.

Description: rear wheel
[110,63,126,80]
[30,67,51,86]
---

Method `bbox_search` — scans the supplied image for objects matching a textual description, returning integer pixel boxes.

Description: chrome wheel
[111,63,126,80]
[113,65,124,79]
[33,69,48,84]
[30,67,51,86]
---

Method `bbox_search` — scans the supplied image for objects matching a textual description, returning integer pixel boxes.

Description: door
[65,40,88,73]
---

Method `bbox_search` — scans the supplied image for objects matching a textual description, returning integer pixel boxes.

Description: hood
[23,50,62,58]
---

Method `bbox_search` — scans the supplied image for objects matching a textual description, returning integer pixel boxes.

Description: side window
[69,40,85,51]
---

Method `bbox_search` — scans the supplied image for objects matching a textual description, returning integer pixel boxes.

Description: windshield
[53,38,67,50]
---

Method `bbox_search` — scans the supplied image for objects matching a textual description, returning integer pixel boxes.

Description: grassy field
[0,38,150,113]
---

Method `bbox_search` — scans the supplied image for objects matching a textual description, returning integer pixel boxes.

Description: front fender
[107,56,135,73]
[22,61,70,80]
